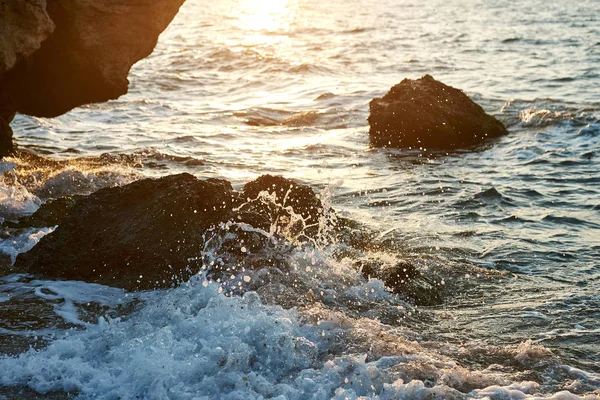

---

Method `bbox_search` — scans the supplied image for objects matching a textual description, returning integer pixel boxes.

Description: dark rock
[0,0,185,118]
[11,172,446,310]
[0,112,14,156]
[13,174,327,291]
[0,0,54,78]
[368,75,508,149]
[3,195,82,229]
[14,174,236,291]
[359,260,444,306]
[242,174,324,239]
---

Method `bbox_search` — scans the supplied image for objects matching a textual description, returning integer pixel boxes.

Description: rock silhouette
[0,0,186,154]
[368,75,508,149]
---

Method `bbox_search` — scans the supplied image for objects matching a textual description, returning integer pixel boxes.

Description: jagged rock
[13,174,327,291]
[0,0,54,78]
[359,260,444,306]
[12,173,446,308]
[14,174,235,291]
[0,0,185,118]
[242,175,324,239]
[368,75,508,149]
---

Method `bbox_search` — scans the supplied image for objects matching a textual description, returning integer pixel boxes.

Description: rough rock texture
[15,174,234,291]
[0,0,185,118]
[368,75,508,149]
[13,174,326,291]
[359,260,444,306]
[11,173,444,307]
[242,174,324,239]
[0,0,54,78]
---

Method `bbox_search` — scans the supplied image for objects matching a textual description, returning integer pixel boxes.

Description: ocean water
[1,0,600,398]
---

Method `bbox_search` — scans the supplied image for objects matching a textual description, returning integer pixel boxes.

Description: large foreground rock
[13,174,325,291]
[12,173,445,305]
[368,75,508,149]
[15,174,234,290]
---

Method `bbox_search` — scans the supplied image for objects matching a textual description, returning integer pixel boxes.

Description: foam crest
[1,152,140,202]
[0,227,54,264]
[0,175,40,219]
[519,109,573,126]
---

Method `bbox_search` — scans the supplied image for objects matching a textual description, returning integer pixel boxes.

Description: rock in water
[368,75,508,149]
[13,174,327,291]
[14,174,235,291]
[0,0,185,118]
[3,195,82,229]
[242,175,324,239]
[359,260,444,306]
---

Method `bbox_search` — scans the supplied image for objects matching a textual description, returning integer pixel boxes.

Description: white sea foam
[1,276,595,400]
[0,227,54,264]
[0,176,41,219]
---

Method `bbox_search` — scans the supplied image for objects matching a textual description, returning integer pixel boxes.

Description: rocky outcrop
[14,174,233,291]
[368,75,508,149]
[0,0,185,118]
[0,0,54,78]
[13,174,326,291]
[0,0,186,155]
[12,173,444,306]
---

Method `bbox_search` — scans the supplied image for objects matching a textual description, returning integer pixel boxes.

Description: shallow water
[1,0,600,398]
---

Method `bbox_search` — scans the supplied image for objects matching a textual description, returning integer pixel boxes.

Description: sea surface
[1,0,599,398]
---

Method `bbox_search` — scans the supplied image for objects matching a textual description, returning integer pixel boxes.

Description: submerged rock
[368,75,508,149]
[359,260,444,306]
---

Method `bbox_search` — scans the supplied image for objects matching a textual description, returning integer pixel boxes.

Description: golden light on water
[236,0,297,32]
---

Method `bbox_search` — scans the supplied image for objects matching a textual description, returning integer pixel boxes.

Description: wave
[542,214,600,228]
[0,152,139,218]
[518,108,575,126]
[237,108,349,129]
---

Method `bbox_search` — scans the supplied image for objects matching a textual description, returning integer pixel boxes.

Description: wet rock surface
[241,174,325,240]
[14,174,234,291]
[13,174,327,292]
[0,0,54,78]
[368,75,508,149]
[11,173,441,308]
[3,195,81,229]
[359,260,444,306]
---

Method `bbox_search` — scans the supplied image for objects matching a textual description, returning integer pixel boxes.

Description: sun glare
[236,0,295,32]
